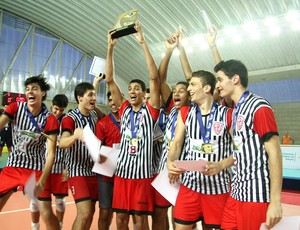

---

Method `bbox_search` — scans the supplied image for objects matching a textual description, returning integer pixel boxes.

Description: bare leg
[0,190,14,211]
[38,200,60,230]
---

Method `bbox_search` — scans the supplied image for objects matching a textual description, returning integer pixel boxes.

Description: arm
[264,135,283,229]
[159,34,177,104]
[290,136,295,144]
[203,155,234,176]
[134,22,160,109]
[207,26,222,64]
[166,111,186,183]
[177,27,193,81]
[35,133,57,196]
[105,30,126,108]
[59,128,84,149]
[0,114,10,131]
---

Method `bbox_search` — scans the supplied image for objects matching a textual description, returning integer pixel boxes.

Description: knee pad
[55,197,66,213]
[30,199,40,212]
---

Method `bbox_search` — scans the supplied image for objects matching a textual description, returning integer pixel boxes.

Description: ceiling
[0,0,300,90]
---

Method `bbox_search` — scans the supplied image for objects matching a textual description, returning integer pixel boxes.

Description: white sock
[31,222,40,230]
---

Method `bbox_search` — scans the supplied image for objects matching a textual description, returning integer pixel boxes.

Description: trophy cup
[111,9,139,39]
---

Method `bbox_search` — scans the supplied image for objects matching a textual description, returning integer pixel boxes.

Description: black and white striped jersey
[181,104,233,194]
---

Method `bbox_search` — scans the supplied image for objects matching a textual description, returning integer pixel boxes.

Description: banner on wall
[281,145,300,169]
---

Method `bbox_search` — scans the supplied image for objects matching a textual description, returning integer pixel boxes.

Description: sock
[31,222,40,230]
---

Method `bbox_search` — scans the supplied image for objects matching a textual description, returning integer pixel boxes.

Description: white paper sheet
[260,216,300,230]
[151,167,181,206]
[89,56,106,76]
[175,159,208,172]
[24,172,38,202]
[83,125,102,163]
[92,145,120,177]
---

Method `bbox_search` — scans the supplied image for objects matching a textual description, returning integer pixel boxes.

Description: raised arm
[177,27,193,82]
[105,30,126,108]
[158,33,177,104]
[207,26,222,64]
[134,22,160,109]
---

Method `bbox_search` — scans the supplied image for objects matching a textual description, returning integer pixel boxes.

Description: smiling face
[173,83,190,109]
[78,89,96,113]
[128,82,145,107]
[108,95,118,114]
[187,77,206,104]
[215,70,235,99]
[25,83,45,107]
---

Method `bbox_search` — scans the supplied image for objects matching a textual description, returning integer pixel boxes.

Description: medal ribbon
[170,110,178,140]
[130,106,144,138]
[109,113,120,130]
[75,108,93,128]
[232,91,249,133]
[25,103,48,132]
[158,109,167,132]
[196,102,217,143]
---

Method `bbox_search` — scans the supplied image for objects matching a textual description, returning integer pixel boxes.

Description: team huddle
[0,23,283,230]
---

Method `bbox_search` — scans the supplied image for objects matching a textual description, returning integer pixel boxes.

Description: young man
[30,94,69,230]
[167,70,233,230]
[0,104,13,161]
[105,22,160,230]
[207,59,282,229]
[59,82,104,229]
[0,75,60,230]
[95,91,121,230]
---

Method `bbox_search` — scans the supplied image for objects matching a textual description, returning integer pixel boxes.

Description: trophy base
[111,24,137,39]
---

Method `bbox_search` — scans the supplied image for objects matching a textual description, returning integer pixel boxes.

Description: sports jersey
[95,113,121,148]
[157,103,187,174]
[61,108,99,178]
[51,115,67,174]
[231,93,278,202]
[180,103,233,194]
[152,108,168,174]
[95,113,121,181]
[3,102,59,170]
[115,100,159,179]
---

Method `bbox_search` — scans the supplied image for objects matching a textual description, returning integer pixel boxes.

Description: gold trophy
[111,9,139,39]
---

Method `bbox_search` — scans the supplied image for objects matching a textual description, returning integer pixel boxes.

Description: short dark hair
[176,81,189,88]
[129,79,146,92]
[146,88,150,93]
[24,74,50,101]
[52,94,69,108]
[214,60,248,88]
[191,70,216,95]
[74,82,95,104]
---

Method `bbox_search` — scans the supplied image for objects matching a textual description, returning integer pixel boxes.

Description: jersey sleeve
[179,105,190,124]
[44,114,59,135]
[146,102,160,122]
[253,106,278,142]
[61,116,75,134]
[119,100,130,118]
[3,102,18,119]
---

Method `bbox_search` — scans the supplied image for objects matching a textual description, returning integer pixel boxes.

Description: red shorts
[0,167,42,196]
[112,176,154,215]
[221,196,269,230]
[68,176,98,203]
[38,173,68,200]
[174,184,229,228]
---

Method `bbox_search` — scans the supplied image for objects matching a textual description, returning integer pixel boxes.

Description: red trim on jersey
[61,116,75,133]
[179,105,191,123]
[226,108,233,130]
[44,114,59,135]
[145,101,160,121]
[253,106,278,140]
[166,99,174,114]
[119,100,130,117]
[3,102,18,119]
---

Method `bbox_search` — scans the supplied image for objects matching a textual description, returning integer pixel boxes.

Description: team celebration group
[0,22,283,230]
